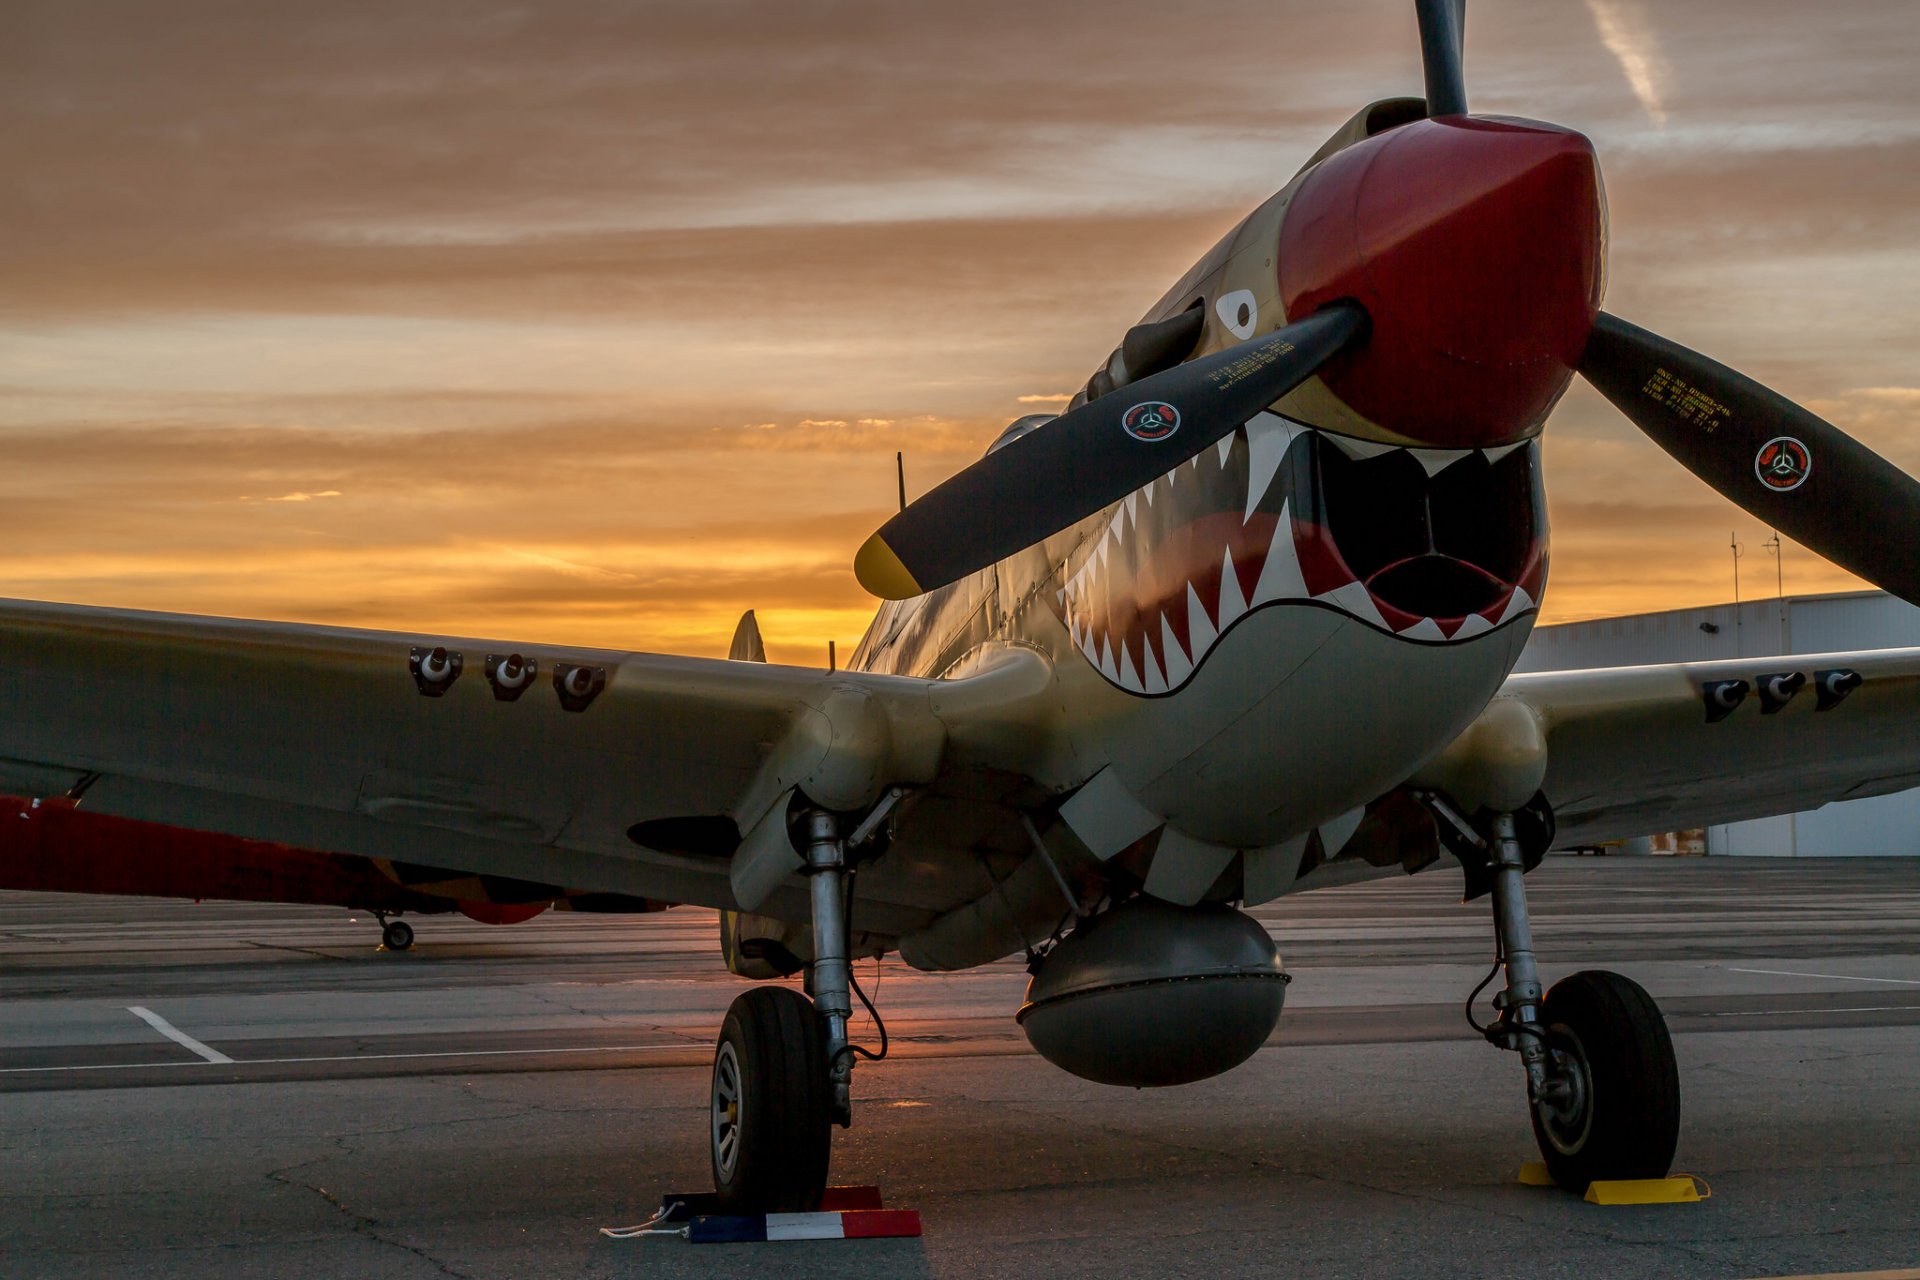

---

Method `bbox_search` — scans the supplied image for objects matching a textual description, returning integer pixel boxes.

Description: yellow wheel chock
[1516,1161,1711,1204]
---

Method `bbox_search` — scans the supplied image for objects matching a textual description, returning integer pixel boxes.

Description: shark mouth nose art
[1055,414,1547,694]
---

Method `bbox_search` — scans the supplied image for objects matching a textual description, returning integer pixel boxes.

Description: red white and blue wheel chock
[602,1186,922,1244]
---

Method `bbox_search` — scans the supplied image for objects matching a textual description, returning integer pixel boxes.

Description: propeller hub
[1279,116,1605,448]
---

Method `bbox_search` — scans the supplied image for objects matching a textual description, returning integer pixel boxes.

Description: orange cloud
[4,0,1918,663]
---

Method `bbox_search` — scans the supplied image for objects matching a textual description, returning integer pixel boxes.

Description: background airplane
[6,0,1920,1214]
[0,791,666,951]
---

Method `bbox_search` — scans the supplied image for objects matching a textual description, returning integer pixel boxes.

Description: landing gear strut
[374,911,413,952]
[710,809,858,1211]
[1481,811,1680,1191]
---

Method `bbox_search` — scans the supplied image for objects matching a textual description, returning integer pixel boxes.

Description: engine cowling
[1016,898,1289,1087]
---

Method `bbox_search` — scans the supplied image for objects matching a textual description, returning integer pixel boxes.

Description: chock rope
[601,1202,689,1239]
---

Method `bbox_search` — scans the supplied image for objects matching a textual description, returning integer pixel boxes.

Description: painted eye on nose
[1216,289,1258,341]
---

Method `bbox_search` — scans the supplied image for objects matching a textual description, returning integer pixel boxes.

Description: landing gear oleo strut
[1479,811,1681,1191]
[709,809,859,1212]
[372,910,413,952]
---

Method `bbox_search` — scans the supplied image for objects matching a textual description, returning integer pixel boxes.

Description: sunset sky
[7,1,1920,664]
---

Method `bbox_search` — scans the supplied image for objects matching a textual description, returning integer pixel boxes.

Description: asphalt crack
[264,1139,475,1279]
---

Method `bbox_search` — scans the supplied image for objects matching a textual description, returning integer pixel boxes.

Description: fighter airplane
[6,0,1920,1210]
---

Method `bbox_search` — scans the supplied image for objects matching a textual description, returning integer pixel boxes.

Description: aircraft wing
[1502,647,1920,846]
[0,598,1057,938]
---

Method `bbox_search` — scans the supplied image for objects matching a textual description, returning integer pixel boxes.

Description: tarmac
[2,856,1917,1278]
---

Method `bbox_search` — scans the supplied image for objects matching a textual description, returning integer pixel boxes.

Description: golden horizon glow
[5,1,1919,665]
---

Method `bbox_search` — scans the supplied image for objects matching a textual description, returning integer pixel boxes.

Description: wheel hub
[711,1040,743,1180]
[1532,1028,1593,1156]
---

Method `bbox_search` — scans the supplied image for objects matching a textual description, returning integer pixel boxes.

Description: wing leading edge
[1494,647,1920,847]
[0,598,1059,935]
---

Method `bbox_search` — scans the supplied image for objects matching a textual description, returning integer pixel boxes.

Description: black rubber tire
[381,920,414,952]
[710,986,832,1212]
[1529,969,1680,1191]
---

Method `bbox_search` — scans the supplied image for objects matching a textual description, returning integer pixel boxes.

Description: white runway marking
[125,1006,234,1064]
[1727,967,1920,986]
[1699,1006,1920,1018]
[1754,1268,1920,1280]
[1,1041,694,1075]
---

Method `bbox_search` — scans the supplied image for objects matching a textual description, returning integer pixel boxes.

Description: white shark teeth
[1185,581,1218,659]
[1116,638,1144,693]
[1326,434,1400,462]
[1323,432,1534,475]
[1411,448,1473,477]
[1314,579,1386,629]
[1496,585,1537,625]
[1216,547,1249,632]
[1141,641,1167,694]
[1159,613,1192,687]
[1250,501,1308,606]
[1453,612,1494,639]
[1061,422,1534,693]
[1243,413,1298,523]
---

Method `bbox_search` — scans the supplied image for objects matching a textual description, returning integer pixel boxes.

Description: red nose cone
[1278,117,1604,447]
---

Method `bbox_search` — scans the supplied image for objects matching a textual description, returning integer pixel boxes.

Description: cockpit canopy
[985,414,1058,456]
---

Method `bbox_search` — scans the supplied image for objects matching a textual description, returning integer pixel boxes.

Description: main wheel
[1529,969,1680,1191]
[381,919,414,952]
[710,986,832,1212]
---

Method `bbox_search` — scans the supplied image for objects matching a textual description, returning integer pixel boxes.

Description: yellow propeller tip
[854,534,924,600]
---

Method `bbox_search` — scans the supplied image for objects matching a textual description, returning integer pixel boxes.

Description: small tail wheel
[1529,969,1680,1191]
[711,986,832,1212]
[381,919,414,952]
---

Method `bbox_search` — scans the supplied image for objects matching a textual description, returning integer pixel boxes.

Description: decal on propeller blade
[1121,401,1181,442]
[1754,436,1812,492]
[1205,336,1292,393]
[1639,368,1734,433]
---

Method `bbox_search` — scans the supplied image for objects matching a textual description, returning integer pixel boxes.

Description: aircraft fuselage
[850,107,1601,852]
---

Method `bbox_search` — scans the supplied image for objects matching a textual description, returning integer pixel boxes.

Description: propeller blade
[1415,0,1468,117]
[855,305,1368,599]
[1580,311,1920,605]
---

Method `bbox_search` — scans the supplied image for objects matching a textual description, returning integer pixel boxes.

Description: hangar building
[1517,590,1920,857]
